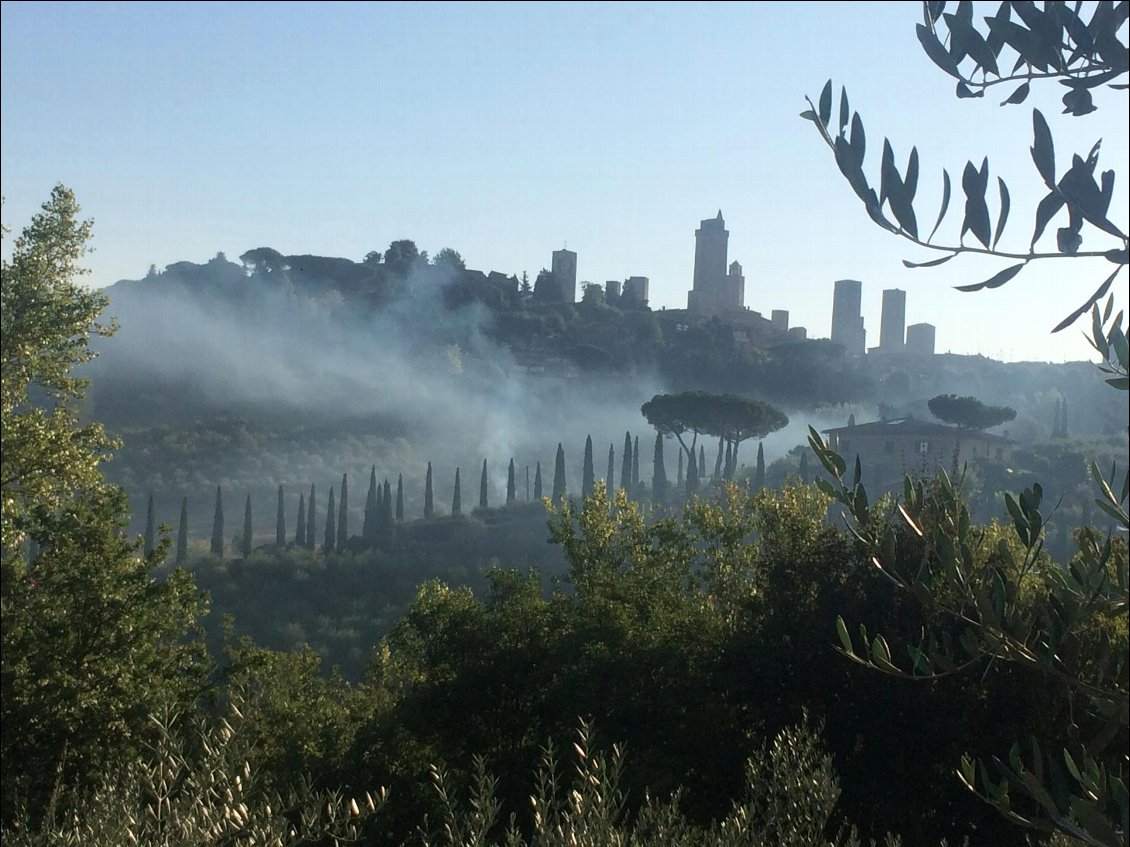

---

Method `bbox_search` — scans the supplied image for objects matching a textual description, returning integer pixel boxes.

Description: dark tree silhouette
[295,493,306,548]
[337,473,348,549]
[424,463,434,520]
[621,432,633,498]
[582,436,595,498]
[606,443,615,493]
[452,467,462,515]
[928,394,1017,430]
[633,435,640,487]
[653,432,668,504]
[688,447,700,496]
[242,494,253,559]
[479,459,489,510]
[396,473,405,523]
[306,484,316,550]
[714,438,724,479]
[534,462,543,500]
[324,488,336,553]
[507,458,516,506]
[143,493,156,557]
[363,467,378,542]
[176,496,188,566]
[276,485,286,546]
[755,442,766,490]
[552,445,566,502]
[210,486,224,558]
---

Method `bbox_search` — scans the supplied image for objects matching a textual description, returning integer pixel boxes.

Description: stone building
[830,279,866,354]
[551,248,577,303]
[687,211,745,318]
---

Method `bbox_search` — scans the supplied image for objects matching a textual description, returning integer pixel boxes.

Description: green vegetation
[928,393,1017,430]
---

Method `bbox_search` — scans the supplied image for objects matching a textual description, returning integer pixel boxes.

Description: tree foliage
[928,393,1018,429]
[801,1,1128,331]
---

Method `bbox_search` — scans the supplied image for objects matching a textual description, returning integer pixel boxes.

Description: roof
[822,417,1010,442]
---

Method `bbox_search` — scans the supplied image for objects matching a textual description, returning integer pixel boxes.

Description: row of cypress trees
[157,432,775,563]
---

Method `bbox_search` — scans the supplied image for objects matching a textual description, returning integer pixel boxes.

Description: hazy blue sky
[3,1,1126,362]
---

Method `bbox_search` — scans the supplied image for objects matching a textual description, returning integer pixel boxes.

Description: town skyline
[3,2,1126,362]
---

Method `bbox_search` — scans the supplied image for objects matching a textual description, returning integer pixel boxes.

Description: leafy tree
[534,462,543,501]
[306,484,316,551]
[1,187,206,821]
[384,239,421,278]
[800,2,1128,332]
[324,487,336,553]
[433,247,466,271]
[295,493,306,548]
[143,493,156,557]
[583,436,595,498]
[507,458,517,506]
[276,484,285,546]
[211,486,225,558]
[176,496,188,566]
[552,444,567,502]
[480,459,489,510]
[928,394,1018,430]
[396,473,405,523]
[337,473,348,549]
[642,392,788,476]
[452,467,462,515]
[0,186,114,552]
[533,268,561,303]
[652,433,668,504]
[242,494,253,559]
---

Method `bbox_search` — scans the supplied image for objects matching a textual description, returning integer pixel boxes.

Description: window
[917,441,930,455]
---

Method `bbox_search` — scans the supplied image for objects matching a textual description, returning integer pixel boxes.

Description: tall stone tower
[879,288,906,352]
[830,279,866,354]
[551,248,577,303]
[688,211,743,317]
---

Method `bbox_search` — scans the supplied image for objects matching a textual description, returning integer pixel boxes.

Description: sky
[2,1,1127,363]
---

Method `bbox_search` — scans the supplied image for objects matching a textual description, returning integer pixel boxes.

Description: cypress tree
[295,493,306,547]
[396,473,405,522]
[799,451,809,483]
[848,412,857,428]
[480,459,489,510]
[143,493,156,557]
[306,484,316,550]
[337,473,349,549]
[210,486,225,558]
[375,482,384,527]
[424,463,434,519]
[754,442,766,490]
[452,467,462,515]
[324,487,337,552]
[633,436,640,487]
[714,438,724,479]
[607,443,615,492]
[382,479,394,538]
[699,445,706,482]
[176,496,188,566]
[621,432,633,497]
[552,444,566,501]
[677,450,684,487]
[686,446,699,495]
[534,462,543,500]
[242,494,253,559]
[363,466,378,542]
[276,485,286,546]
[653,432,667,504]
[582,436,595,498]
[507,458,516,505]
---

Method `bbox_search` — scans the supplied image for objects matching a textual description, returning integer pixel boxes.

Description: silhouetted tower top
[552,248,578,303]
[879,288,907,352]
[831,279,866,355]
[693,211,729,293]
